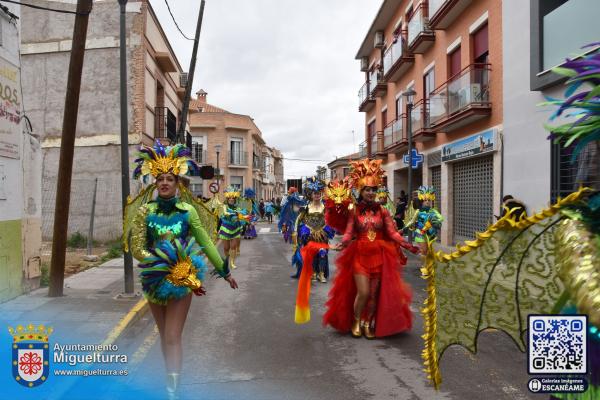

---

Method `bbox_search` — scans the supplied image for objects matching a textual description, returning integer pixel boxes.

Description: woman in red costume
[324,159,419,339]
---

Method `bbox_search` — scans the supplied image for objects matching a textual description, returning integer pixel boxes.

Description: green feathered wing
[123,184,157,253]
[178,184,219,243]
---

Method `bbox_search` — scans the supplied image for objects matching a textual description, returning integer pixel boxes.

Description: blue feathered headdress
[303,176,325,194]
[244,187,256,199]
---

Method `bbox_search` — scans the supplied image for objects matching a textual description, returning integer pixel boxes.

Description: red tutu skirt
[323,239,413,337]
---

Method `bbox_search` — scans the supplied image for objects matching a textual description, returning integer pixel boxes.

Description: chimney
[196,89,207,104]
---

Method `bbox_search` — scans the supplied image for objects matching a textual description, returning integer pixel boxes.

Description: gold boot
[311,272,317,281]
[229,249,237,269]
[166,372,180,399]
[351,316,362,338]
[363,320,376,340]
[318,272,327,283]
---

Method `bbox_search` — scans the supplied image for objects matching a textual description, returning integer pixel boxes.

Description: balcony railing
[358,80,370,106]
[155,106,177,142]
[229,151,248,166]
[384,116,406,148]
[429,0,445,19]
[428,0,472,30]
[407,3,434,53]
[383,35,404,76]
[369,134,379,156]
[358,140,367,158]
[428,63,491,131]
[411,100,426,133]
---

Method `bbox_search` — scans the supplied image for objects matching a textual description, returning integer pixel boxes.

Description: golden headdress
[133,140,199,181]
[348,159,385,190]
[223,186,241,199]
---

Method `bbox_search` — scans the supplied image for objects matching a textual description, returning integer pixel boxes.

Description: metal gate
[430,166,441,214]
[452,156,494,243]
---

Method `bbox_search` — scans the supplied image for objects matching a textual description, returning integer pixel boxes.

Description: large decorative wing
[421,189,588,389]
[278,195,306,233]
[123,184,156,253]
[204,195,225,218]
[403,200,418,228]
[238,198,253,216]
[179,184,219,243]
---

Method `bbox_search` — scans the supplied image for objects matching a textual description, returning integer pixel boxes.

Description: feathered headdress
[288,187,298,195]
[304,176,325,194]
[244,187,256,199]
[417,185,436,201]
[348,159,385,190]
[133,140,199,181]
[376,186,389,200]
[542,45,600,160]
[224,186,241,199]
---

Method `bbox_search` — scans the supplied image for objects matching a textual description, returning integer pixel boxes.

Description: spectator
[394,190,408,230]
[265,200,274,223]
[497,195,527,221]
[259,200,265,220]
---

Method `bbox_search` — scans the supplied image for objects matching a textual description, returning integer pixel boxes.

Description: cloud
[150,0,380,178]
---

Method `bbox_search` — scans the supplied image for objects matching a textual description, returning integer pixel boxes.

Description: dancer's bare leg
[164,294,193,373]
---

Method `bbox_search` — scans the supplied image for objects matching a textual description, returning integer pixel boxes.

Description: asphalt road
[117,222,544,400]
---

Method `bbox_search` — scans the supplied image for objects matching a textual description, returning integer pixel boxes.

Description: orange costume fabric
[323,202,416,337]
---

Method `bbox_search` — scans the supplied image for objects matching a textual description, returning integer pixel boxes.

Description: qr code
[528,315,587,374]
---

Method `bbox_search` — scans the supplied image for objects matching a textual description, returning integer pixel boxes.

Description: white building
[0,2,42,302]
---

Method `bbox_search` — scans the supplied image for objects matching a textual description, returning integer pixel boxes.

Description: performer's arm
[341,208,355,246]
[189,207,229,278]
[292,210,304,248]
[383,208,419,253]
[131,205,152,261]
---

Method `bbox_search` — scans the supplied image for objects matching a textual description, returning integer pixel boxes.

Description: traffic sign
[209,182,219,194]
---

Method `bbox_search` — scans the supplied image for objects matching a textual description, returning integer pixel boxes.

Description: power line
[164,0,194,41]
[0,0,91,15]
[283,157,329,162]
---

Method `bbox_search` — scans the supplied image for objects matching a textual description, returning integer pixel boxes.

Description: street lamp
[403,88,416,243]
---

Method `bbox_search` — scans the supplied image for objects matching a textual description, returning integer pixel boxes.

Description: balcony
[383,32,414,82]
[428,63,491,132]
[154,107,177,143]
[410,99,435,142]
[228,151,248,167]
[369,134,379,157]
[369,68,387,98]
[384,116,408,152]
[428,0,472,30]
[358,140,367,158]
[358,81,375,112]
[407,3,435,54]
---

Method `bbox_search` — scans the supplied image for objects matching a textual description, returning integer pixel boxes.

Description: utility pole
[48,0,93,297]
[118,0,134,293]
[177,0,206,144]
[403,88,416,244]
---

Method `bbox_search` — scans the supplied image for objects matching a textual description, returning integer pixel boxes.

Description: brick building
[356,0,502,245]
[188,91,284,200]
[22,0,190,241]
[327,152,358,181]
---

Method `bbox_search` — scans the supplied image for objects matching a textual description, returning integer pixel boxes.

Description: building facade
[22,0,189,241]
[0,2,43,302]
[502,0,600,212]
[356,0,502,245]
[188,91,284,200]
[328,152,358,181]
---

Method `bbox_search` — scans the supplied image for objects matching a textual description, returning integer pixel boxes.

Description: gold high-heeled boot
[166,372,180,399]
[362,320,376,340]
[318,271,327,283]
[229,249,237,269]
[351,316,362,338]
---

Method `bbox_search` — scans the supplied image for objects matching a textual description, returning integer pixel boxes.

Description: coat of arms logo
[9,324,53,388]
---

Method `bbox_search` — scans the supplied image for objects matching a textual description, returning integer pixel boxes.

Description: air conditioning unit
[374,31,385,48]
[180,72,189,88]
[457,84,482,109]
[360,56,369,72]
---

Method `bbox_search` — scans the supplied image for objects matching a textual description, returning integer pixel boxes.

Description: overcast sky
[149,0,380,179]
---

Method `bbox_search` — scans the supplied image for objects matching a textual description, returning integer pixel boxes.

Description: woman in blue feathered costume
[243,188,259,239]
[129,141,238,397]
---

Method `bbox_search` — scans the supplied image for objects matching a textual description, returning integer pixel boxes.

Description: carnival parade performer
[294,177,335,323]
[323,159,419,339]
[125,141,238,397]
[219,187,249,269]
[242,188,259,240]
[376,186,396,215]
[278,188,307,277]
[408,186,443,255]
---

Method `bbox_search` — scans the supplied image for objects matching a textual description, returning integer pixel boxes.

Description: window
[190,183,203,197]
[342,167,350,177]
[191,136,205,164]
[381,109,388,127]
[230,138,243,164]
[448,46,461,78]
[551,140,600,203]
[531,0,600,90]
[472,23,488,64]
[395,96,403,119]
[230,176,243,191]
[424,68,435,99]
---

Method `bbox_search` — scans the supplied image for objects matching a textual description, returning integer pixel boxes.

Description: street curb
[101,297,149,347]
